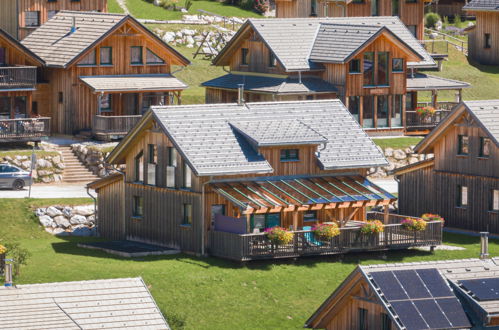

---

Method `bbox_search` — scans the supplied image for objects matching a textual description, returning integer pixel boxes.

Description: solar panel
[436,298,472,328]
[460,278,499,301]
[416,268,454,298]
[393,270,432,299]
[371,271,409,301]
[413,299,451,329]
[390,301,428,330]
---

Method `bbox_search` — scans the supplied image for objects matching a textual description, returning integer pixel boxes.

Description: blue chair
[303,226,323,246]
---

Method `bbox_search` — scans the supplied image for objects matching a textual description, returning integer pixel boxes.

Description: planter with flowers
[421,213,444,224]
[265,226,294,246]
[312,223,340,242]
[401,217,428,242]
[359,220,384,246]
[416,106,437,123]
[0,244,6,275]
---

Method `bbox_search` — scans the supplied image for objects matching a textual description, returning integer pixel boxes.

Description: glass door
[251,213,281,232]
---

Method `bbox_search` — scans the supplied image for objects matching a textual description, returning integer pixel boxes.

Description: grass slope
[1,198,497,329]
[373,137,423,150]
[108,0,126,13]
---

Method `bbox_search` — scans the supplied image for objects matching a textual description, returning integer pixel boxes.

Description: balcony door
[123,93,139,115]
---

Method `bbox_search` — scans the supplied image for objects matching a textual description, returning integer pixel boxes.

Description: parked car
[0,163,32,190]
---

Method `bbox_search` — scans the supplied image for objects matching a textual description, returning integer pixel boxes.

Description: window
[485,33,491,49]
[457,185,468,207]
[251,213,281,231]
[25,11,40,27]
[280,149,299,161]
[377,95,389,127]
[392,95,403,127]
[131,46,143,64]
[99,94,112,112]
[406,0,416,3]
[183,163,192,188]
[269,52,277,67]
[349,96,360,122]
[14,96,27,118]
[392,0,399,16]
[407,25,417,37]
[133,196,143,217]
[48,10,58,20]
[480,137,491,157]
[58,92,63,104]
[358,308,368,330]
[311,0,317,16]
[371,0,379,15]
[166,147,176,188]
[304,211,318,222]
[146,48,164,64]
[381,313,391,330]
[377,52,389,86]
[363,52,375,86]
[100,47,112,65]
[135,151,144,183]
[352,0,364,3]
[147,144,157,186]
[406,92,414,110]
[0,47,5,66]
[363,96,374,128]
[78,49,96,65]
[211,204,226,226]
[0,97,9,119]
[241,48,249,65]
[349,59,361,73]
[491,190,499,212]
[183,204,193,226]
[458,135,469,155]
[392,58,404,72]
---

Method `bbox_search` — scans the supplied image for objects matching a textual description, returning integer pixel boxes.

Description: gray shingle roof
[80,74,187,92]
[0,277,169,329]
[406,73,471,91]
[229,119,328,147]
[463,99,499,146]
[243,17,434,71]
[202,74,338,94]
[464,0,499,11]
[21,11,189,68]
[151,100,387,176]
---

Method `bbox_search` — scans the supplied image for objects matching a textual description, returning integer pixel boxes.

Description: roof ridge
[57,10,127,17]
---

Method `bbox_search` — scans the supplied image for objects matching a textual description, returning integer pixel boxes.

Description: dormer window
[280,149,299,161]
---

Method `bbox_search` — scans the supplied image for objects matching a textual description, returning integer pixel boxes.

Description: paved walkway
[0,183,94,199]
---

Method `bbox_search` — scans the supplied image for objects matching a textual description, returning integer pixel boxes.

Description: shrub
[254,0,269,13]
[265,226,294,245]
[312,223,340,240]
[4,242,30,276]
[425,12,441,29]
[239,0,255,11]
[401,218,428,231]
[185,0,193,11]
[360,220,384,235]
[0,245,6,255]
[421,213,445,223]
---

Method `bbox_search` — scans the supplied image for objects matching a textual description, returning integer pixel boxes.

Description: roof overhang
[391,158,435,176]
[87,172,123,190]
[80,74,187,93]
[406,74,471,91]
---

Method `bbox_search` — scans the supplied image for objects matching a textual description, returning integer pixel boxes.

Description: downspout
[201,176,213,256]
[86,186,98,235]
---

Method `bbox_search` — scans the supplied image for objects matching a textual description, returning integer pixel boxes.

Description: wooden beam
[383,205,389,224]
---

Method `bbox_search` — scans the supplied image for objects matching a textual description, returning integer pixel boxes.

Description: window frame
[47,10,59,20]
[363,52,375,86]
[24,11,40,27]
[99,47,112,65]
[130,46,143,65]
[78,49,97,66]
[99,94,112,113]
[485,33,491,49]
[377,51,389,86]
[310,0,317,16]
[349,59,361,74]
[241,48,249,66]
[392,58,404,73]
[303,210,318,222]
[268,52,277,68]
[479,137,491,158]
[358,308,368,330]
[183,162,192,189]
[381,313,392,330]
[457,135,469,156]
[134,150,144,183]
[348,96,361,122]
[491,189,499,212]
[182,203,193,226]
[146,48,165,65]
[457,185,468,208]
[280,149,299,162]
[132,196,144,218]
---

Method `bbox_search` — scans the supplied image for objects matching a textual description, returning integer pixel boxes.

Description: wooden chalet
[274,0,429,40]
[0,0,107,40]
[464,0,499,65]
[430,0,469,18]
[19,11,190,138]
[89,99,442,260]
[394,100,499,233]
[0,28,50,142]
[203,18,470,136]
[305,257,499,329]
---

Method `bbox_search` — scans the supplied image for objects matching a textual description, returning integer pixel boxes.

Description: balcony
[0,117,51,142]
[0,66,37,91]
[92,115,142,141]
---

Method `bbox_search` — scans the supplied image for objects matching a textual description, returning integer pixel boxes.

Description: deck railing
[92,115,142,139]
[0,66,37,90]
[209,221,442,261]
[406,109,452,129]
[416,101,459,111]
[0,117,50,141]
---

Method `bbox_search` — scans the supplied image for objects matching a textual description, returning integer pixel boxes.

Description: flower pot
[0,253,5,275]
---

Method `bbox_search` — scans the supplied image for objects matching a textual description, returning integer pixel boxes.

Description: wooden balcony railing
[209,220,442,261]
[0,66,37,90]
[406,109,452,129]
[93,115,142,140]
[416,101,459,111]
[0,117,50,141]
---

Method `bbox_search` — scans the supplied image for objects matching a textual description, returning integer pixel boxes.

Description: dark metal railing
[209,221,443,261]
[0,66,37,90]
[0,117,51,141]
[406,109,452,129]
[93,115,142,137]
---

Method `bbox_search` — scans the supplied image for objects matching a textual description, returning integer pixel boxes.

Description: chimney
[70,16,77,34]
[4,259,12,287]
[237,84,244,105]
[480,232,490,259]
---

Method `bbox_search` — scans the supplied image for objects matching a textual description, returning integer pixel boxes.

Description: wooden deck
[0,117,50,142]
[209,219,443,261]
[92,115,142,140]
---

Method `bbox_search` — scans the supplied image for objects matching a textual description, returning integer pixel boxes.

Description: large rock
[62,206,73,218]
[54,215,71,229]
[384,147,394,157]
[35,208,46,217]
[70,215,87,225]
[46,206,62,217]
[408,157,419,164]
[36,158,51,168]
[393,149,407,160]
[73,205,94,216]
[39,215,53,227]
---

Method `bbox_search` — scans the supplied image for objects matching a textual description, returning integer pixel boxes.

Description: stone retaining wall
[369,147,433,178]
[36,204,97,236]
[1,154,65,183]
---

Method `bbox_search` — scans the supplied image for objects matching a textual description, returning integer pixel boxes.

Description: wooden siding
[229,36,287,74]
[17,0,108,40]
[96,177,125,240]
[205,88,337,104]
[0,0,19,39]
[0,33,39,67]
[468,12,499,65]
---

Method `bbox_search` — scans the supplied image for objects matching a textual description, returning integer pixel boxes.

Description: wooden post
[432,90,438,109]
[383,205,389,225]
[293,211,298,231]
[246,213,251,234]
[458,89,463,103]
[178,91,182,105]
[97,93,102,115]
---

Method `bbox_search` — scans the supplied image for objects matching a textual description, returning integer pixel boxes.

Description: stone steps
[56,146,99,183]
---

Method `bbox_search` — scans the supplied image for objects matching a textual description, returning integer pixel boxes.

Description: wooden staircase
[57,146,99,183]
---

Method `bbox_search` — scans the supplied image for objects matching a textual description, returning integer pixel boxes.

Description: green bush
[239,0,255,11]
[425,12,441,29]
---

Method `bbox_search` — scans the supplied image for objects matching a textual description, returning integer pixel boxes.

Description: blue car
[0,163,33,190]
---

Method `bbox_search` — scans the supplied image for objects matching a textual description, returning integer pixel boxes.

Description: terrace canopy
[210,175,395,215]
[80,74,187,93]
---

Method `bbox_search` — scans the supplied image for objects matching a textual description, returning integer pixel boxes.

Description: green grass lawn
[1,198,496,329]
[0,150,59,159]
[127,0,262,20]
[108,0,125,13]
[373,137,423,150]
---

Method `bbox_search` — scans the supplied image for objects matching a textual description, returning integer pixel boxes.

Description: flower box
[265,226,294,245]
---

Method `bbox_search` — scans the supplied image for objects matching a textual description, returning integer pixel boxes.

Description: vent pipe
[480,232,489,259]
[4,259,12,287]
[237,84,244,105]
[70,16,77,34]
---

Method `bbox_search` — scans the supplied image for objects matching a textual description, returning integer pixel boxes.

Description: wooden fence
[209,221,442,261]
[0,66,37,90]
[93,115,142,140]
[0,117,50,142]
